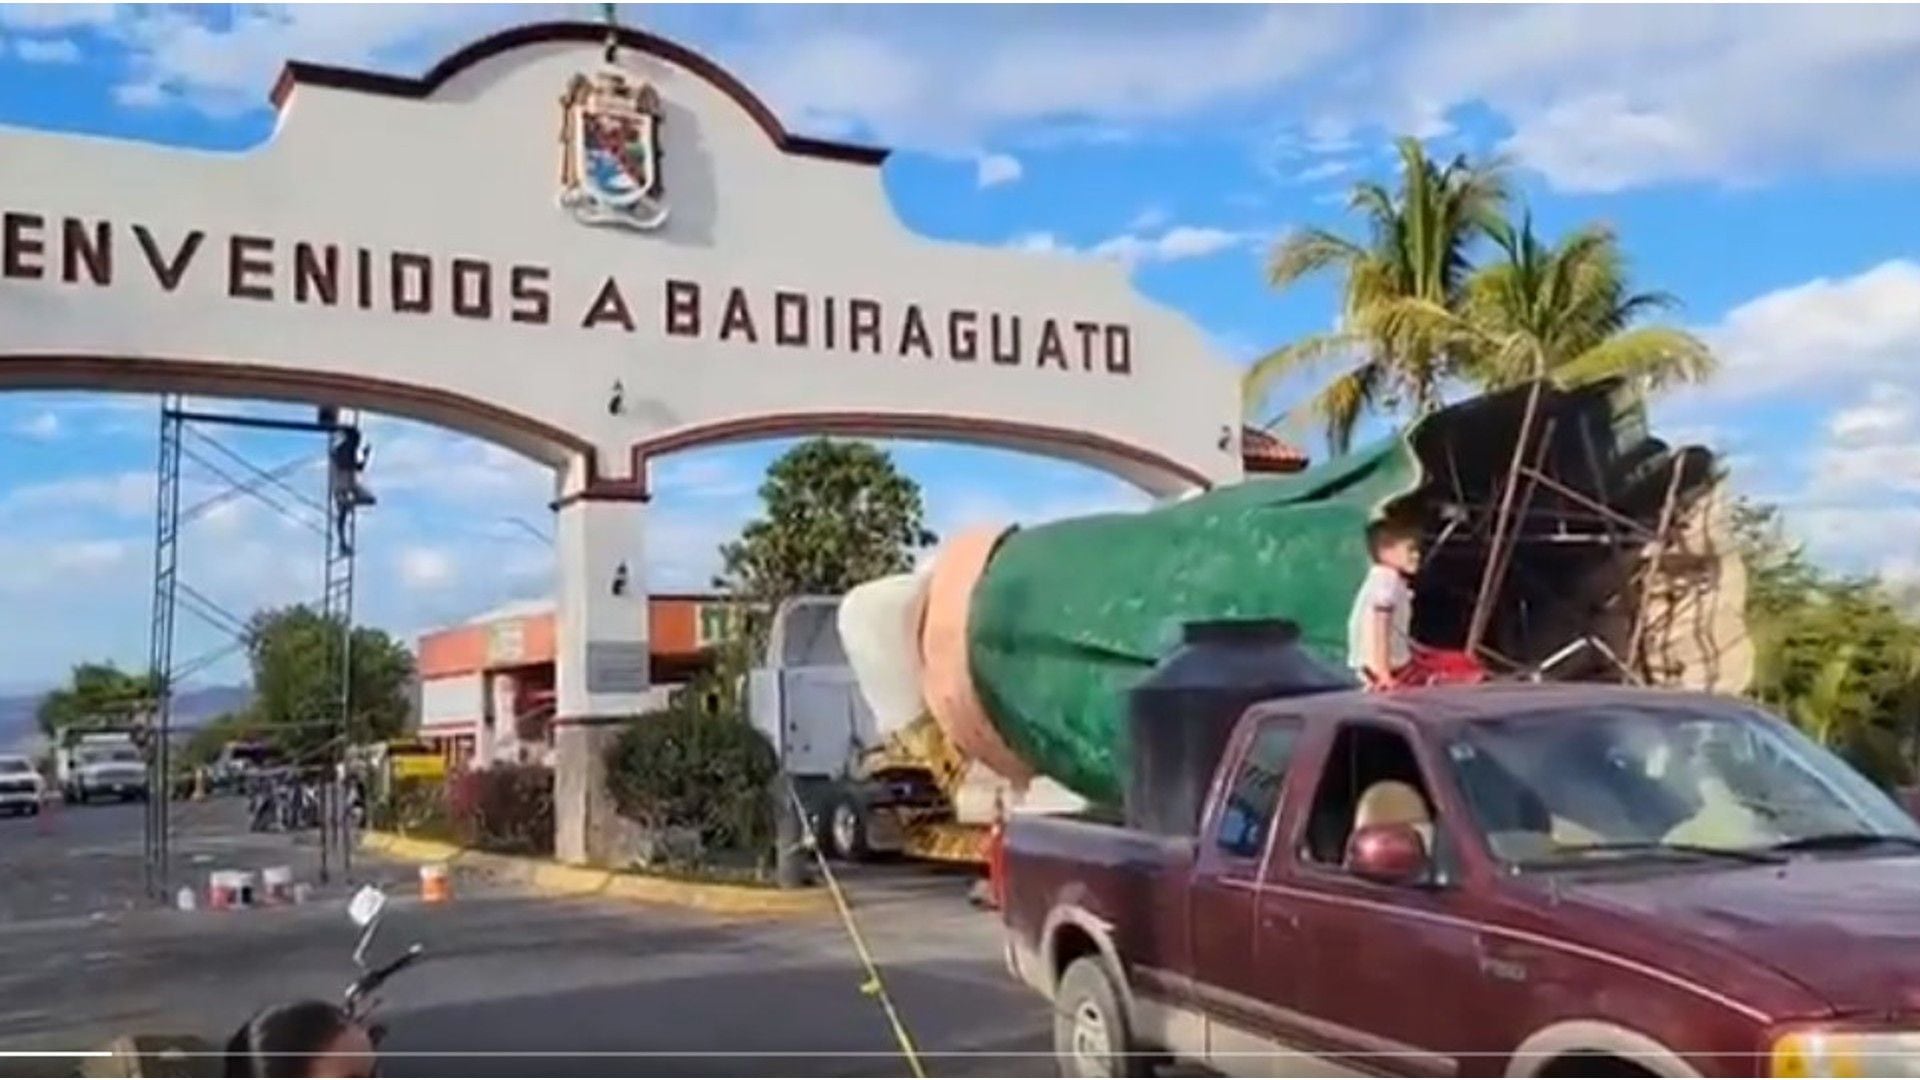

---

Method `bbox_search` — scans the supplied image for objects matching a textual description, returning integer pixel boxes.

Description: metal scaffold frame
[143,397,368,901]
[1408,380,1716,688]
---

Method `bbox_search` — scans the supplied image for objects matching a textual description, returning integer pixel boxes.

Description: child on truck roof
[1347,519,1485,691]
[1348,519,1420,690]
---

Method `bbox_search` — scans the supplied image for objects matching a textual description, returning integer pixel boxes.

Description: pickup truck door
[1267,718,1479,1077]
[1186,716,1306,1069]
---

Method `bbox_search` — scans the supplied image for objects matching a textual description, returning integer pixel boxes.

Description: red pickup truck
[1002,683,1920,1077]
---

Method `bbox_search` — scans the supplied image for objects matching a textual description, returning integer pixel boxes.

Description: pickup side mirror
[1346,822,1430,885]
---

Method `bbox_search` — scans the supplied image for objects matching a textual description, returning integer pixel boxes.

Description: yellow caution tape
[785,782,926,1079]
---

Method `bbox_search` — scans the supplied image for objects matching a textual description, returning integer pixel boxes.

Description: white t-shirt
[1347,564,1412,674]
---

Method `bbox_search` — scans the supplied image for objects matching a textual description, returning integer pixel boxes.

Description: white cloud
[1811,383,1920,498]
[1091,225,1259,266]
[1008,231,1069,256]
[67,5,1920,192]
[397,546,457,590]
[1497,94,1715,194]
[974,152,1023,189]
[1383,5,1920,190]
[1127,206,1170,232]
[2,470,152,517]
[740,5,1366,153]
[1290,158,1355,184]
[1696,260,1920,400]
[0,537,135,594]
[1830,383,1918,448]
[99,4,536,116]
[12,36,81,63]
[366,422,552,507]
[11,410,61,441]
[112,80,167,109]
[651,454,756,502]
[1009,224,1259,268]
[0,4,112,32]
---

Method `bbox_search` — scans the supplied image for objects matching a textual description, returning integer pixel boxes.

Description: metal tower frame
[143,398,365,901]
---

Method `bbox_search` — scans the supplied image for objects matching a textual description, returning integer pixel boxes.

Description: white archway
[0,21,1248,863]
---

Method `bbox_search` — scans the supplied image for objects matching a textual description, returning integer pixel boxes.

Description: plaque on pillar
[586,641,649,694]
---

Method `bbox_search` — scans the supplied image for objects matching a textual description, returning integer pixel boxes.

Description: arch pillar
[551,461,656,865]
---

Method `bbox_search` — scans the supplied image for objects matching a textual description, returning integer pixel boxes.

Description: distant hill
[0,684,252,753]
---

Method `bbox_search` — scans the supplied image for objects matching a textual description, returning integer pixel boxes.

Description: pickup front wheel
[1054,957,1142,1078]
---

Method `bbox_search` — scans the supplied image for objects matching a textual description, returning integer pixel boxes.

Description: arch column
[551,465,656,865]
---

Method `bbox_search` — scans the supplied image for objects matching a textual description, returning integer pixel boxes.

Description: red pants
[1392,646,1486,688]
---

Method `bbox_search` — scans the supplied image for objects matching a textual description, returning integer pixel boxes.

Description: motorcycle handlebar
[346,944,424,1010]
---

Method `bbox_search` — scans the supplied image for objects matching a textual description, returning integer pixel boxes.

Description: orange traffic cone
[419,863,451,904]
[984,804,1007,912]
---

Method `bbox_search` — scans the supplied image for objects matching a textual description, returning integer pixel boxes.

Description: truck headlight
[1772,1028,1920,1077]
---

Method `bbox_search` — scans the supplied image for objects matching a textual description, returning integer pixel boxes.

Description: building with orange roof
[415,593,743,768]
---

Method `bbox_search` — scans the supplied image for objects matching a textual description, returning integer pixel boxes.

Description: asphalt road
[0,799,1052,1077]
[0,796,362,923]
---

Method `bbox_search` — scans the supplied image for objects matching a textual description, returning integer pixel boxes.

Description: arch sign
[0,22,1243,862]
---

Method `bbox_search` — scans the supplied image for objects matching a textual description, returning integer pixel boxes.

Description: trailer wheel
[1054,956,1141,1077]
[829,797,873,863]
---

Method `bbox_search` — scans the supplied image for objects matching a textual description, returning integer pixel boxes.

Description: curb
[358,830,830,917]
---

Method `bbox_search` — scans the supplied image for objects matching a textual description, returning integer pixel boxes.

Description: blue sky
[2,4,1919,690]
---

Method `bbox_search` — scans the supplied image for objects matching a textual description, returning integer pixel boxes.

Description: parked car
[210,740,280,794]
[61,741,148,804]
[1002,683,1920,1078]
[0,754,44,816]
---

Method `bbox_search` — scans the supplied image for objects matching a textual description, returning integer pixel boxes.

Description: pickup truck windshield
[1448,704,1920,867]
[0,758,31,774]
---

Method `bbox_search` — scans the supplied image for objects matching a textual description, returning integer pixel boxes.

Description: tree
[716,438,937,602]
[246,605,414,763]
[1375,216,1715,395]
[1730,498,1920,786]
[36,662,160,739]
[700,438,935,720]
[182,710,260,769]
[1244,138,1509,452]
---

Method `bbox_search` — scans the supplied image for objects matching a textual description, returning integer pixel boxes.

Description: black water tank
[1124,619,1355,837]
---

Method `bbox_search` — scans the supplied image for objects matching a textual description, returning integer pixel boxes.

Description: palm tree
[1243,138,1509,454]
[1376,215,1716,394]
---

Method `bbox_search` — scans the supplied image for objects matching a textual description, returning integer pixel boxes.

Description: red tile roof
[1242,426,1310,473]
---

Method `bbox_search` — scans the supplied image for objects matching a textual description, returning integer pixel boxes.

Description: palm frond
[1304,363,1385,456]
[1240,332,1359,418]
[1552,325,1717,391]
[1268,228,1366,290]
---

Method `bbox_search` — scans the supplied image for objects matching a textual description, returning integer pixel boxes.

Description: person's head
[1366,519,1422,575]
[224,1001,373,1079]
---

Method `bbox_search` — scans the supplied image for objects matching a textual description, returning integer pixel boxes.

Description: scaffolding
[143,397,369,901]
[1392,379,1744,693]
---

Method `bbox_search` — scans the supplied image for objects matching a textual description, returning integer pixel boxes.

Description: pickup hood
[83,763,145,782]
[1563,856,1920,1015]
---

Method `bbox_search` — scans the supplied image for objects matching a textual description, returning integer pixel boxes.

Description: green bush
[604,709,777,855]
[447,764,554,856]
[374,777,455,839]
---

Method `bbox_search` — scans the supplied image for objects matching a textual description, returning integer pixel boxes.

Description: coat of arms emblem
[558,66,667,231]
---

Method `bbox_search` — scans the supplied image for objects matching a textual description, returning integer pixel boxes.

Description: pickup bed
[1003,683,1920,1077]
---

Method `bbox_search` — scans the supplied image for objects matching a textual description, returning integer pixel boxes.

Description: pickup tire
[1053,956,1142,1078]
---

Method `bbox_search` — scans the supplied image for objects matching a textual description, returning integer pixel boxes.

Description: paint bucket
[175,886,197,912]
[207,871,237,910]
[261,866,294,905]
[291,883,313,906]
[419,863,451,904]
